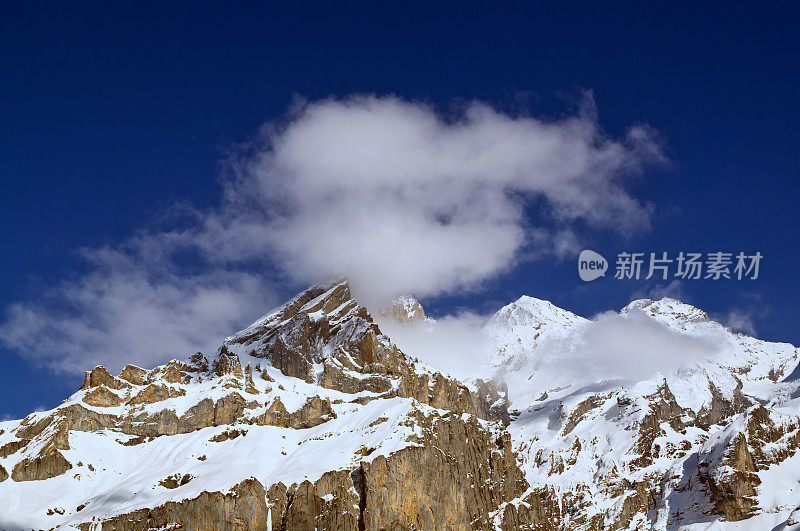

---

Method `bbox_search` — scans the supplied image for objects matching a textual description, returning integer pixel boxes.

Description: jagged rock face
[380,294,427,323]
[80,366,126,392]
[119,364,148,385]
[630,381,689,469]
[2,283,800,530]
[695,379,752,428]
[223,280,507,425]
[65,407,526,531]
[11,450,72,482]
[82,385,125,407]
[0,282,529,529]
[274,469,362,529]
[223,281,370,382]
[128,383,187,405]
[361,411,527,530]
[75,478,270,531]
[699,432,761,521]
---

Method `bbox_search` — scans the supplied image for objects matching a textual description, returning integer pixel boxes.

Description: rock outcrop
[75,478,270,531]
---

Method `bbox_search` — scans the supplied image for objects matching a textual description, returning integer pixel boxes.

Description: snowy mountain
[1,282,798,529]
[482,297,800,529]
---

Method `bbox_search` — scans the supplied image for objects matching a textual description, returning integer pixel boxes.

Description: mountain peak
[622,297,710,325]
[491,295,587,329]
[380,294,427,323]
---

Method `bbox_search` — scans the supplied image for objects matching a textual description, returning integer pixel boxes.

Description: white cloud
[376,312,490,382]
[720,310,757,336]
[633,279,687,302]
[378,304,721,407]
[0,239,277,374]
[225,94,662,304]
[1,94,663,373]
[576,309,720,382]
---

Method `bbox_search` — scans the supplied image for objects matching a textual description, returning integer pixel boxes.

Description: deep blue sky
[1,2,798,418]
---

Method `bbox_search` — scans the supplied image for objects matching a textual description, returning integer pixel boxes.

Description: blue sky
[1,2,798,418]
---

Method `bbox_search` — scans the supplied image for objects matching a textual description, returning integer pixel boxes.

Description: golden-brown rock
[76,478,270,530]
[128,383,186,405]
[81,366,130,390]
[82,385,124,407]
[12,449,72,482]
[119,364,148,385]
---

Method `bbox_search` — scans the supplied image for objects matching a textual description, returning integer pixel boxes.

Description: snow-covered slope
[1,285,798,530]
[481,296,797,412]
[479,296,800,529]
[485,295,589,369]
[482,296,590,407]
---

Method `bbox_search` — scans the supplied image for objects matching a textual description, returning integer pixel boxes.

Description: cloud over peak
[2,94,664,372]
[228,94,663,303]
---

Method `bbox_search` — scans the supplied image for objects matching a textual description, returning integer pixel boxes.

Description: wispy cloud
[1,234,277,374]
[1,94,663,373]
[633,279,688,302]
[376,311,490,382]
[577,309,721,381]
[721,310,757,335]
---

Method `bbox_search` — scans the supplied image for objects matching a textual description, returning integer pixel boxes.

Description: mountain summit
[1,283,798,529]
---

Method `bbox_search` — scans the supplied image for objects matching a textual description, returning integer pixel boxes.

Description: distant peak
[622,297,709,324]
[513,295,558,308]
[490,295,587,329]
[380,294,427,323]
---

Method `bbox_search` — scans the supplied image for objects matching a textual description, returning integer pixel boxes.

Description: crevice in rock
[280,490,294,531]
[351,464,366,531]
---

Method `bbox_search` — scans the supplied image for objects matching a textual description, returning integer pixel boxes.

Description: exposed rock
[320,357,393,394]
[158,361,188,384]
[474,378,512,426]
[498,487,565,530]
[128,383,186,405]
[613,480,655,529]
[700,432,761,521]
[119,364,149,385]
[189,352,210,372]
[159,473,194,489]
[252,396,335,429]
[210,429,247,442]
[380,294,427,323]
[119,393,252,437]
[631,380,688,468]
[59,403,119,433]
[4,282,797,529]
[286,396,336,429]
[281,470,361,529]
[223,281,508,424]
[82,385,124,407]
[81,366,130,390]
[361,410,527,530]
[12,449,72,482]
[77,478,270,530]
[563,394,607,435]
[695,379,752,428]
[0,438,27,458]
[245,363,258,394]
[265,482,289,529]
[213,351,244,379]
